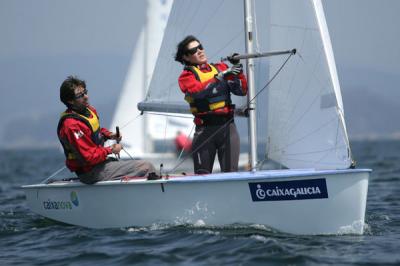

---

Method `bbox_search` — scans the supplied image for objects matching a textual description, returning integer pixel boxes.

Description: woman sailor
[175,35,247,174]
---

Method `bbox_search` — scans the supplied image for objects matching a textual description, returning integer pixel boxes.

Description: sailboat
[22,0,370,235]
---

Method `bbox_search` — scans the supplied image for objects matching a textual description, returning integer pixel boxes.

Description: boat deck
[22,168,371,188]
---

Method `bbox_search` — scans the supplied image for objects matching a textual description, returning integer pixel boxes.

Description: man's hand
[111,143,122,154]
[109,132,122,142]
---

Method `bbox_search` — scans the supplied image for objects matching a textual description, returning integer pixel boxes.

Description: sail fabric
[139,0,248,114]
[264,0,351,169]
[110,29,146,155]
[110,0,193,156]
[141,0,351,169]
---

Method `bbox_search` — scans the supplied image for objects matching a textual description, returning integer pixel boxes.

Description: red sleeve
[61,118,111,166]
[100,128,112,139]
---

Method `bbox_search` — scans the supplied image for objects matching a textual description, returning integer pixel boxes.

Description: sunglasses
[185,44,204,55]
[75,88,88,99]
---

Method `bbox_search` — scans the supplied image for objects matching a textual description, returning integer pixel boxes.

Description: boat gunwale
[22,168,371,189]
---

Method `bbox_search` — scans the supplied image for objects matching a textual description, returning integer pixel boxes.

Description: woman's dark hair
[174,35,200,65]
[60,75,86,107]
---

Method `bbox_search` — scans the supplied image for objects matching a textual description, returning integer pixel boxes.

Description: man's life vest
[184,64,232,115]
[57,108,104,161]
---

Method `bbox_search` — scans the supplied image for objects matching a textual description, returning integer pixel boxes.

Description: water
[1,140,400,265]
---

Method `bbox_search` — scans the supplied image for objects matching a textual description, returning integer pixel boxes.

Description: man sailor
[57,76,156,184]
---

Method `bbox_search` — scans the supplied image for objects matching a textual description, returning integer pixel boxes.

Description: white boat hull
[23,169,370,235]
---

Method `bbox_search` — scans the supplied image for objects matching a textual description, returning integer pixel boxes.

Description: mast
[143,1,152,153]
[243,0,257,171]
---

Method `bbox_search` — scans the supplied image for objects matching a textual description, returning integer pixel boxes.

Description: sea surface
[1,140,399,265]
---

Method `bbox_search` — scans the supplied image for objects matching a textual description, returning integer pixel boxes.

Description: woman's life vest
[184,64,232,115]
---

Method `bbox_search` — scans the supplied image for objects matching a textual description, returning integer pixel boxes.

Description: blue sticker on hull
[249,178,328,201]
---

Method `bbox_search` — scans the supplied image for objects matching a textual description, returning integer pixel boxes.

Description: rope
[41,165,67,184]
[242,52,295,109]
[176,124,195,161]
[119,113,142,130]
[167,53,295,173]
[167,116,235,175]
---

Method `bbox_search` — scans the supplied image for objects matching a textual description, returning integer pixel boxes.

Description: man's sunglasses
[75,88,88,99]
[185,44,204,55]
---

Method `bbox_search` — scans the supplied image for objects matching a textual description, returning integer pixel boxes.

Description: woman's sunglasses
[185,44,204,55]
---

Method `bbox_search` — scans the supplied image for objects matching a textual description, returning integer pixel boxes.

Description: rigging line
[236,52,295,169]
[273,144,349,156]
[170,0,197,47]
[145,112,192,119]
[296,45,352,161]
[280,29,308,119]
[270,24,319,32]
[171,0,191,36]
[270,116,339,153]
[269,27,308,135]
[268,28,296,135]
[163,51,294,174]
[181,0,205,35]
[41,165,67,184]
[176,124,195,161]
[209,30,244,61]
[119,113,143,130]
[272,145,346,163]
[153,63,178,99]
[313,142,341,166]
[281,48,324,135]
[121,147,135,160]
[257,155,277,171]
[160,87,175,155]
[285,53,335,136]
[197,0,227,37]
[296,41,333,90]
[161,115,168,155]
[298,50,352,161]
[167,116,235,174]
[278,156,348,166]
[239,51,294,110]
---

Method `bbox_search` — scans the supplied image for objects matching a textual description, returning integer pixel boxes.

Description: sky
[0,0,400,148]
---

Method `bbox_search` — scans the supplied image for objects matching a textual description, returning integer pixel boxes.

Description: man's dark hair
[174,35,200,65]
[60,76,86,107]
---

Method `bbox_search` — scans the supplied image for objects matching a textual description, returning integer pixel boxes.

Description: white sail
[139,0,248,114]
[110,29,146,156]
[265,0,351,169]
[140,0,351,170]
[110,0,192,156]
